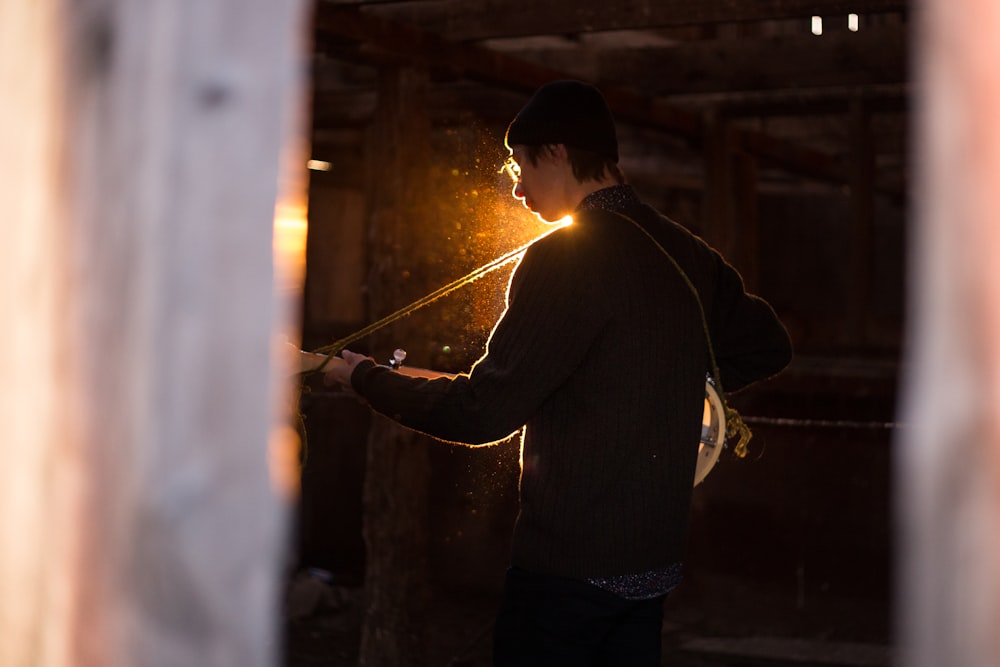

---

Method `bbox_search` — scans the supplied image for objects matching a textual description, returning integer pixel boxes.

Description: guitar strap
[608,210,753,458]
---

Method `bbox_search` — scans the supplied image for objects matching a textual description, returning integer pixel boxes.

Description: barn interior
[287,1,907,665]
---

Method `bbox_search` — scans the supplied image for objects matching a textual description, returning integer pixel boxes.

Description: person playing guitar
[313,80,792,667]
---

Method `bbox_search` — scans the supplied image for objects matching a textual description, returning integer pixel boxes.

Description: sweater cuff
[350,358,379,394]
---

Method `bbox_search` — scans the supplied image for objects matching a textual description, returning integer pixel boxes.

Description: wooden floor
[282,567,892,667]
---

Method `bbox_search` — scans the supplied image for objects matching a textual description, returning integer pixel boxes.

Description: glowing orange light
[268,424,301,499]
[273,200,308,293]
[271,134,310,500]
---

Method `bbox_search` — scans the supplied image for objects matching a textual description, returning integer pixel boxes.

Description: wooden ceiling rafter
[324,0,908,42]
[314,4,847,183]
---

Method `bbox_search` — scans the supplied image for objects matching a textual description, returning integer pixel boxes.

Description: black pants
[493,567,667,667]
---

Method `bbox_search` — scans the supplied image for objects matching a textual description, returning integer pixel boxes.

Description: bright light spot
[307,159,331,171]
[811,16,823,35]
[269,424,301,499]
[274,201,308,292]
[848,14,859,32]
[556,215,573,227]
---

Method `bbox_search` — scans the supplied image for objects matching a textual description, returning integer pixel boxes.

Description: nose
[512,182,525,201]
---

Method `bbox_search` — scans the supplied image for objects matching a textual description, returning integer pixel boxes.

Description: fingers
[321,349,374,389]
[322,356,350,387]
[340,349,372,365]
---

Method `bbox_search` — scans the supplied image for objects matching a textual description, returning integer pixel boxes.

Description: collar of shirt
[576,184,640,214]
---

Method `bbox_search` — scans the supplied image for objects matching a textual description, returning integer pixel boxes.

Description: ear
[539,143,568,163]
[549,144,570,161]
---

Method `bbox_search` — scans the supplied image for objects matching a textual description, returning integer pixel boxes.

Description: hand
[296,348,329,375]
[323,349,373,390]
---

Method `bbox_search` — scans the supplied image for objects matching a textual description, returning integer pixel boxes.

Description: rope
[744,416,906,430]
[308,226,565,372]
[300,389,905,432]
[609,211,755,458]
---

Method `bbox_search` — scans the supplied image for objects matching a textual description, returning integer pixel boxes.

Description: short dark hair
[520,144,626,185]
[505,80,619,162]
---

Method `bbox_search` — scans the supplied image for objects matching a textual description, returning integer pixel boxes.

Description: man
[323,80,792,666]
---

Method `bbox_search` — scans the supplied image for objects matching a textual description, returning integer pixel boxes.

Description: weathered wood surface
[0,1,309,665]
[898,0,1000,665]
[331,0,908,41]
[358,66,433,667]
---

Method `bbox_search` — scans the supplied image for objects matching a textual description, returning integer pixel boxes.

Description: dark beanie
[505,80,619,162]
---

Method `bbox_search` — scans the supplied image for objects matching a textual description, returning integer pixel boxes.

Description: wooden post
[733,150,761,292]
[848,100,875,346]
[358,66,432,667]
[0,4,78,666]
[703,109,735,255]
[704,109,760,286]
[898,0,1000,665]
[0,2,309,666]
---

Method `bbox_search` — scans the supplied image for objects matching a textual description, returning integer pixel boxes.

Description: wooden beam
[352,0,909,41]
[603,25,907,96]
[703,110,736,253]
[711,85,909,118]
[738,126,844,182]
[315,4,704,138]
[735,151,762,291]
[315,6,847,182]
[315,5,563,91]
[848,101,876,345]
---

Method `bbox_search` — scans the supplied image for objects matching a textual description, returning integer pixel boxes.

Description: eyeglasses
[499,155,521,183]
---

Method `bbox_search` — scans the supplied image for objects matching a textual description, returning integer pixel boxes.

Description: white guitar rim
[694,380,726,486]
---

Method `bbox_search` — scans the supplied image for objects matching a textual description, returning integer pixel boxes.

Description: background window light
[811,16,823,35]
[848,14,860,32]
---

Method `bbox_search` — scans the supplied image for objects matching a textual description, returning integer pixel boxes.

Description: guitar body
[696,380,726,486]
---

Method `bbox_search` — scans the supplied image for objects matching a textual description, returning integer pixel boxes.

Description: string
[307,225,565,372]
[608,211,754,459]
[296,226,565,466]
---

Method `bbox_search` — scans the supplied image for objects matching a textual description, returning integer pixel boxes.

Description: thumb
[341,349,373,365]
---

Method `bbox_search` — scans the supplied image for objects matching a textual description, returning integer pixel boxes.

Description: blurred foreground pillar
[898,1,1000,666]
[0,1,308,666]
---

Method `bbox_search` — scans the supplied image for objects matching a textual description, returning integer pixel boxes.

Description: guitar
[298,348,725,487]
[297,348,456,380]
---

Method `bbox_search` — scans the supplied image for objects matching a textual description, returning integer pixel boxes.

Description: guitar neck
[298,350,455,380]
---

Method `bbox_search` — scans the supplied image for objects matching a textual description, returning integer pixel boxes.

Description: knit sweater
[351,185,792,580]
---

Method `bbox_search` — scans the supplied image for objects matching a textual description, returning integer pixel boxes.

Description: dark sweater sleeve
[708,256,793,392]
[351,229,606,445]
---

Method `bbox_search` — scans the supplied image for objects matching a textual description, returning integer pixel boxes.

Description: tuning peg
[389,348,407,369]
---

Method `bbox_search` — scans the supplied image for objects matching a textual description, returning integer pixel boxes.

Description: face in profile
[501,146,572,224]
